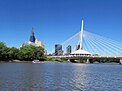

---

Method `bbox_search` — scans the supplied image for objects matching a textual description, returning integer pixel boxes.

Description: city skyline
[0,0,122,53]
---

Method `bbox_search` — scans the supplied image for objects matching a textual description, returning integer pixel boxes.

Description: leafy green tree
[18,45,45,61]
[8,47,19,60]
[0,42,45,61]
[0,42,9,61]
[33,46,45,60]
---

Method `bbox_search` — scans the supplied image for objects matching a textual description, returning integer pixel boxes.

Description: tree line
[0,42,45,62]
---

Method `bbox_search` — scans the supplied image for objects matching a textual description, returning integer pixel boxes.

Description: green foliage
[0,42,9,61]
[8,47,19,60]
[0,42,45,61]
[18,45,45,61]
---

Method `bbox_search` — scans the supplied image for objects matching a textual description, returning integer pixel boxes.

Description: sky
[0,0,122,53]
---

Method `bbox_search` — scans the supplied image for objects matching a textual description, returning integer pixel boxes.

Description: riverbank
[0,57,121,64]
[0,60,121,65]
[0,60,31,63]
[0,59,70,63]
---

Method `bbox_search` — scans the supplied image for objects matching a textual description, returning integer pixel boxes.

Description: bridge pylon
[79,19,84,50]
[70,19,91,57]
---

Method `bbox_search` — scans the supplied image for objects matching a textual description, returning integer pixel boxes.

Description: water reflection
[0,63,122,91]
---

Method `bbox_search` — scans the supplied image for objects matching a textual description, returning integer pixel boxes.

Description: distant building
[66,45,71,55]
[29,27,36,43]
[55,44,63,56]
[22,27,46,55]
[35,39,45,49]
[22,41,38,47]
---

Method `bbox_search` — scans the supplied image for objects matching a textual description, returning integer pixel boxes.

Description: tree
[0,41,45,61]
[34,46,45,60]
[18,45,45,61]
[8,47,19,60]
[0,42,9,61]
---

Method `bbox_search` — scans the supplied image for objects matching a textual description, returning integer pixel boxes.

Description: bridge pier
[68,59,77,63]
[86,58,90,63]
[119,58,122,64]
[67,59,70,62]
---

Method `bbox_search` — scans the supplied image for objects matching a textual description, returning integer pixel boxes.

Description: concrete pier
[86,58,90,63]
[67,59,70,62]
[119,58,122,64]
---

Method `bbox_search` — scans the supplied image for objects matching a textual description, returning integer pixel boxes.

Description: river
[0,63,122,91]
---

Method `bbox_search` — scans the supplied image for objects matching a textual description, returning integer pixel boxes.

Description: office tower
[55,44,63,56]
[29,27,36,43]
[66,45,71,55]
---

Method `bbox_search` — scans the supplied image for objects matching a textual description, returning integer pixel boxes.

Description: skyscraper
[29,27,36,43]
[66,45,71,55]
[55,44,63,56]
[23,27,46,55]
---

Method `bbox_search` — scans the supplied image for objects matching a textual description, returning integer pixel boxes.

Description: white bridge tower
[71,19,91,56]
[79,19,84,50]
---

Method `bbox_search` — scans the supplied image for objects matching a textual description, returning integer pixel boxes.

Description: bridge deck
[48,55,122,59]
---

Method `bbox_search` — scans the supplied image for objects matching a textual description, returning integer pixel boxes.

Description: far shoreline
[0,60,121,65]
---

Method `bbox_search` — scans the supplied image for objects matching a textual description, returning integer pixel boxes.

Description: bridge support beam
[119,58,122,64]
[67,59,70,62]
[86,58,90,63]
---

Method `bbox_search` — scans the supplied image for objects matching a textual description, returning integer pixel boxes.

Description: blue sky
[0,0,122,53]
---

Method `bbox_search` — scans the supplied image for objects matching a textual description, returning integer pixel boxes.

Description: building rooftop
[71,49,91,55]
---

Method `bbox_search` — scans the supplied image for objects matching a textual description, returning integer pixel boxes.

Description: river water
[0,63,122,91]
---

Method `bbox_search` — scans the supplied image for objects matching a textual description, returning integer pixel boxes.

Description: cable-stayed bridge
[61,30,122,56]
[49,20,122,64]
